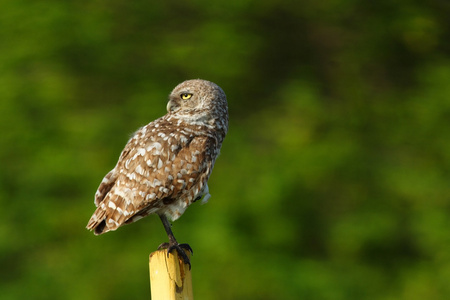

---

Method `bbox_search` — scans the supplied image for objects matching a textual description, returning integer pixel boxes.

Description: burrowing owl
[86,79,228,267]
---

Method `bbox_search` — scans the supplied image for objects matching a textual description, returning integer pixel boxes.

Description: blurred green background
[1,0,450,299]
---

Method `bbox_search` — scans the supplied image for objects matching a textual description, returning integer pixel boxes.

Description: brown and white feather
[86,79,228,235]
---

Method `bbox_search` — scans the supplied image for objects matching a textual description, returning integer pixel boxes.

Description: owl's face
[166,79,226,115]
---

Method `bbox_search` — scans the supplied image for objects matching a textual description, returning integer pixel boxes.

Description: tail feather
[86,194,138,235]
[86,206,108,235]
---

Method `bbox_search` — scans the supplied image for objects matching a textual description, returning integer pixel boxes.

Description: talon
[179,243,193,255]
[157,214,193,269]
[166,243,193,270]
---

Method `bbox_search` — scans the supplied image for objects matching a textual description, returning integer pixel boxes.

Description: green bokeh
[1,0,449,299]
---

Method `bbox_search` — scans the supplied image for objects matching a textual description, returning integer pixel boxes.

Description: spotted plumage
[86,79,228,252]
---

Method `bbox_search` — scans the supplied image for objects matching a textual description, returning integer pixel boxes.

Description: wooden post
[149,249,193,300]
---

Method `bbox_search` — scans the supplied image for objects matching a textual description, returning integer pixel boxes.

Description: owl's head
[167,79,227,118]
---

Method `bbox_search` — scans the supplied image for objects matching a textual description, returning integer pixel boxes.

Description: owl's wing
[133,136,213,221]
[130,134,214,220]
[87,131,214,235]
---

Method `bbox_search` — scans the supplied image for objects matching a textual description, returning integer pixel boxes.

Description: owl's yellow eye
[180,93,193,100]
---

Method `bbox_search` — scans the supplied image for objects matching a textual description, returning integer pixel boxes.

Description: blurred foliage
[1,0,450,299]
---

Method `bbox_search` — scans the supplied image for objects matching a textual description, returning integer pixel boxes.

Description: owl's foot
[158,242,193,269]
[158,214,193,269]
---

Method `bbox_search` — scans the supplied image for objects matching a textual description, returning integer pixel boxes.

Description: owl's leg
[157,214,193,269]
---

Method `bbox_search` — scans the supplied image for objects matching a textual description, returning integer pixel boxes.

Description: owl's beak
[167,100,176,112]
